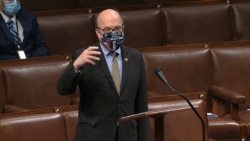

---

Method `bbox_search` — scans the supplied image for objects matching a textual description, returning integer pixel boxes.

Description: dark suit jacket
[0,9,48,60]
[57,44,150,141]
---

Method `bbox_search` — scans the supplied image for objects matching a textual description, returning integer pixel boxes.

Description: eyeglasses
[97,26,124,33]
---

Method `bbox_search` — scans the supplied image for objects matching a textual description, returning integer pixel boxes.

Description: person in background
[0,0,48,60]
[57,9,150,141]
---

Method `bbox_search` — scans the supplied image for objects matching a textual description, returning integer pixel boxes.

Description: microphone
[154,67,206,141]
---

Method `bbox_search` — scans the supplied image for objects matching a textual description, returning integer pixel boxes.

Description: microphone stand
[154,67,206,141]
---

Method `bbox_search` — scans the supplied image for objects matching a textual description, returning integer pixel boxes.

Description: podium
[119,92,207,141]
[119,110,169,141]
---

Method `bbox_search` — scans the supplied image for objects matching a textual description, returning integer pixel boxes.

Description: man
[0,0,48,60]
[57,9,150,141]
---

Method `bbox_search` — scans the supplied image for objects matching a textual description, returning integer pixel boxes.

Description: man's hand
[73,46,101,70]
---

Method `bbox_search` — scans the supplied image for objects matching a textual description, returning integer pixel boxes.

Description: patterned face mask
[101,31,124,51]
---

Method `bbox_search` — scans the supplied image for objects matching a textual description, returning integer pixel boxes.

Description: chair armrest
[209,85,246,120]
[4,105,30,113]
[210,85,246,104]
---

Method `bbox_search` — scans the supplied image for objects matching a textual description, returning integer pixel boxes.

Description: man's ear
[95,29,102,41]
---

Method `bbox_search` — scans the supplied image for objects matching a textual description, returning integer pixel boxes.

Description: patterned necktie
[111,52,120,95]
[7,19,21,47]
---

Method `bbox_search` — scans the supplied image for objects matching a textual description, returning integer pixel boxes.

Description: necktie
[111,52,120,95]
[7,19,21,47]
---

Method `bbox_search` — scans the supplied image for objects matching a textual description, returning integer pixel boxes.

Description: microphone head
[154,66,169,84]
[154,67,161,75]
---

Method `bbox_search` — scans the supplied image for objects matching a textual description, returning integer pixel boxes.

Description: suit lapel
[0,15,16,46]
[120,46,130,94]
[97,45,130,95]
[98,46,117,91]
[16,11,26,48]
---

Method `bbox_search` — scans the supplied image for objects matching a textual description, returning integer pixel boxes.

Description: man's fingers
[84,59,96,65]
[74,46,101,68]
[88,55,100,61]
[86,46,101,56]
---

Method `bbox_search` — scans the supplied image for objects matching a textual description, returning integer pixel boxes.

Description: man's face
[3,0,20,5]
[1,0,21,17]
[95,10,123,42]
[1,0,19,8]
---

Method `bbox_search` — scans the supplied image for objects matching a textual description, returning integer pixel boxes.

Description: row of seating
[142,41,250,141]
[0,54,75,113]
[0,40,249,140]
[20,0,201,11]
[0,105,79,141]
[0,0,249,140]
[33,0,250,55]
[0,94,207,141]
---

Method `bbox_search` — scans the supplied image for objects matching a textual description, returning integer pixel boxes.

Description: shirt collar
[99,43,121,57]
[0,11,17,24]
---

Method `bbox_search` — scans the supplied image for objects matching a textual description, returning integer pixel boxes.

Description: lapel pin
[124,58,128,62]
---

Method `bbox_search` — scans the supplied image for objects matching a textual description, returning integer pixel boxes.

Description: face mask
[4,0,21,16]
[101,31,124,51]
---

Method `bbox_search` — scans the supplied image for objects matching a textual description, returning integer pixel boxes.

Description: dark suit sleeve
[57,62,78,95]
[30,15,49,57]
[135,54,151,141]
[57,50,82,95]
